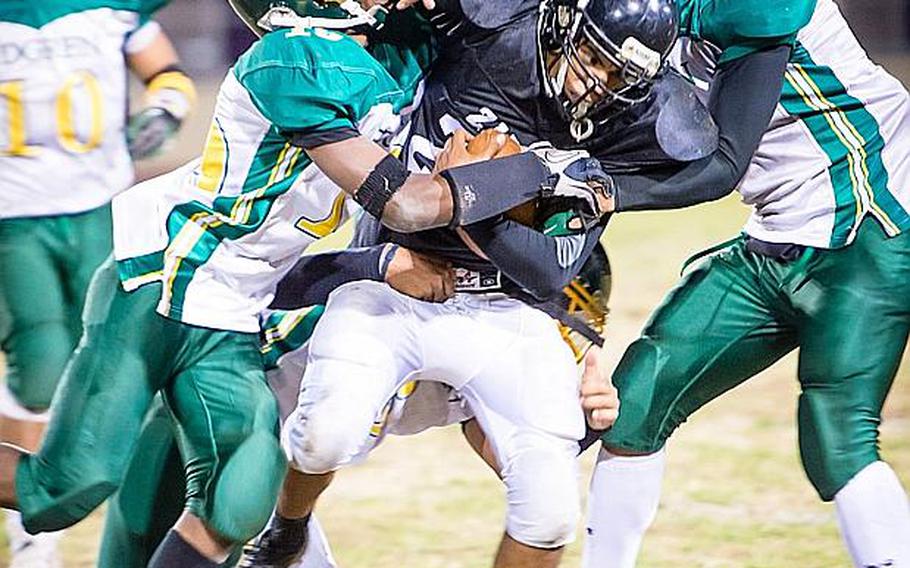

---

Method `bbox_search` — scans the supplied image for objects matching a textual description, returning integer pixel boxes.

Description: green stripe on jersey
[0,0,165,28]
[779,43,910,247]
[161,131,309,319]
[260,306,325,370]
[117,250,165,290]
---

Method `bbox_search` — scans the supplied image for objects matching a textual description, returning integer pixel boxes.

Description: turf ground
[1,194,907,567]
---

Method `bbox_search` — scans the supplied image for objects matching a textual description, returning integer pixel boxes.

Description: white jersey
[0,1,159,218]
[113,27,408,333]
[674,0,910,249]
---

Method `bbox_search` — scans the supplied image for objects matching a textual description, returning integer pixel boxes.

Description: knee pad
[203,430,287,543]
[281,403,374,474]
[503,444,580,548]
[798,393,880,501]
[600,340,672,454]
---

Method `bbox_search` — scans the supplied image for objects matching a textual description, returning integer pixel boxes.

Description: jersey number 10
[0,71,104,157]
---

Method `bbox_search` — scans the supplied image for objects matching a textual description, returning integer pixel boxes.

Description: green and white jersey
[0,0,164,219]
[114,26,408,333]
[260,306,324,371]
[674,0,910,248]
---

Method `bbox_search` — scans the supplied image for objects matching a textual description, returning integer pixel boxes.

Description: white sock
[582,447,666,568]
[4,510,62,568]
[835,461,910,568]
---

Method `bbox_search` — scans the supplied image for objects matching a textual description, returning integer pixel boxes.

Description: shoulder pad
[589,71,718,169]
[234,28,402,132]
[460,0,538,29]
[237,27,367,74]
[0,0,167,27]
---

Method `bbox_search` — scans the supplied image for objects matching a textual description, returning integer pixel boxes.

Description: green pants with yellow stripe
[602,218,910,500]
[0,205,112,410]
[15,258,286,542]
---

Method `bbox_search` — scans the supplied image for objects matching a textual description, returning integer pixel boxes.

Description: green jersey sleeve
[234,28,404,138]
[676,0,816,63]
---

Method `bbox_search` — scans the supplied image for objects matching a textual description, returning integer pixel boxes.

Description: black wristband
[354,154,411,219]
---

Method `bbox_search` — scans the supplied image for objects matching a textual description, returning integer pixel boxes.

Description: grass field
[2,195,907,567]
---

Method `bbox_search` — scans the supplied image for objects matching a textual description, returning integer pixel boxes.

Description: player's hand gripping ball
[433,128,517,173]
[465,127,521,157]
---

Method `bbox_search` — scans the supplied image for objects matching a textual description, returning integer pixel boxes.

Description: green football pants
[16,258,286,542]
[0,205,112,410]
[96,399,244,568]
[602,218,910,500]
[97,399,184,568]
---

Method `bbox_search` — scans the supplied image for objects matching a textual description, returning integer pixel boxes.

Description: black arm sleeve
[270,245,389,309]
[440,152,551,226]
[462,217,608,300]
[611,45,791,211]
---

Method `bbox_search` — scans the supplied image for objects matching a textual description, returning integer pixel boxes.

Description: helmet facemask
[559,274,610,363]
[557,241,611,363]
[540,0,666,141]
[231,0,389,37]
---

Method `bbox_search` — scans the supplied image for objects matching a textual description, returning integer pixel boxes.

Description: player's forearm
[612,45,791,211]
[270,245,392,309]
[462,217,608,300]
[306,136,548,232]
[385,153,550,232]
[126,23,181,81]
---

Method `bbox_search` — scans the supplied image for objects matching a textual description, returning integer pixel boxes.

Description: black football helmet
[559,241,611,363]
[228,0,387,37]
[539,0,679,140]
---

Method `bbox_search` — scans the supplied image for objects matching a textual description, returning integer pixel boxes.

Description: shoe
[239,515,310,568]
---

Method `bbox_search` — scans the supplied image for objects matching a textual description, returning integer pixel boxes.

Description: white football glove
[529,142,615,226]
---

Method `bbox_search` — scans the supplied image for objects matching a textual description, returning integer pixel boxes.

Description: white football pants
[282,280,584,548]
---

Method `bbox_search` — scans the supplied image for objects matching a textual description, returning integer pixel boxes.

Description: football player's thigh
[268,350,307,424]
[417,297,527,388]
[284,281,419,471]
[165,329,283,543]
[795,221,910,498]
[458,307,582,546]
[62,203,113,336]
[0,216,71,407]
[602,246,798,454]
[462,303,584,445]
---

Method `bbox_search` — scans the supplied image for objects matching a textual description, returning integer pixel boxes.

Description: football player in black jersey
[242,2,689,568]
[104,0,797,565]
